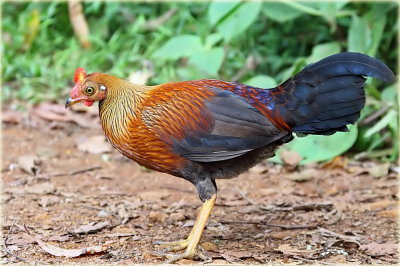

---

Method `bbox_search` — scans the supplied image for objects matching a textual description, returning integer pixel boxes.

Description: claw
[155,238,190,252]
[153,247,210,264]
[151,194,217,263]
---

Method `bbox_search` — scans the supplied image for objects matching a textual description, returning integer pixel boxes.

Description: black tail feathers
[276,52,395,135]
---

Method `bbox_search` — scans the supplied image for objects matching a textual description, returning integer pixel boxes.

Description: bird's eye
[85,87,95,95]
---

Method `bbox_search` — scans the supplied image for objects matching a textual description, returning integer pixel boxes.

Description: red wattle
[84,100,94,106]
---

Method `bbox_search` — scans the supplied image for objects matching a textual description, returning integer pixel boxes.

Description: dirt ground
[2,103,399,264]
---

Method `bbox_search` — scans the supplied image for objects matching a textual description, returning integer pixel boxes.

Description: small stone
[169,212,186,222]
[201,241,217,251]
[149,211,167,223]
[97,210,109,217]
[177,259,196,264]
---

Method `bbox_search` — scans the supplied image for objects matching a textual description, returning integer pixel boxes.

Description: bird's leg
[154,209,201,251]
[153,193,217,263]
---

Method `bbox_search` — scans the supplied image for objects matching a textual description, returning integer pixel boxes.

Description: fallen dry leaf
[76,135,112,154]
[365,199,396,211]
[18,154,40,176]
[378,209,398,219]
[368,163,390,179]
[6,233,38,246]
[359,242,398,256]
[36,147,59,158]
[29,233,106,257]
[31,103,97,128]
[26,182,56,194]
[138,190,170,201]
[201,241,218,251]
[117,206,130,224]
[6,245,20,252]
[318,228,362,243]
[71,221,110,234]
[268,230,298,240]
[287,168,318,182]
[322,156,349,170]
[149,211,167,223]
[281,150,302,167]
[2,110,23,124]
[276,244,316,256]
[223,250,252,258]
[39,195,60,207]
[48,235,70,242]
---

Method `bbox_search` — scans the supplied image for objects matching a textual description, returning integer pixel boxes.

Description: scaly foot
[152,246,210,264]
[154,238,190,252]
[152,194,217,263]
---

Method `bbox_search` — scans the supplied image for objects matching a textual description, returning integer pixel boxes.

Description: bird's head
[65,67,108,109]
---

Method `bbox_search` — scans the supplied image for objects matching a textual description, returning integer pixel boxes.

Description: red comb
[74,67,86,83]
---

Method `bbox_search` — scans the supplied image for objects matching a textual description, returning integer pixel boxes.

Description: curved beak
[65,97,80,109]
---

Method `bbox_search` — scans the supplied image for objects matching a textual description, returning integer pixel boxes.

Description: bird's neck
[98,78,148,140]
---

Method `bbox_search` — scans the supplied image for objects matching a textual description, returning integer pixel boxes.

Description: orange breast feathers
[103,81,216,175]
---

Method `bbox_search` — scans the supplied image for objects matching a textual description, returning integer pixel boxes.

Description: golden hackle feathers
[97,78,215,175]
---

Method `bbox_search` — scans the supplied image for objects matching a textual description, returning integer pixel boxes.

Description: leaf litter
[70,221,110,234]
[2,112,399,264]
[25,225,107,258]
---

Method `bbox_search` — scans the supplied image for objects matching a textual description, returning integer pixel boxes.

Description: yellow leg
[154,194,217,263]
[154,207,201,251]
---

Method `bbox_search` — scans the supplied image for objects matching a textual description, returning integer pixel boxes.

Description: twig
[233,185,256,205]
[51,166,102,177]
[354,148,394,160]
[220,220,318,230]
[2,216,28,262]
[68,0,91,49]
[260,202,334,212]
[69,166,102,175]
[231,55,257,82]
[142,8,177,30]
[291,255,335,265]
[361,105,389,125]
[318,228,362,243]
[81,205,122,226]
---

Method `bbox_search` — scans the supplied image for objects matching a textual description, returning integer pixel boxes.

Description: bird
[65,52,395,263]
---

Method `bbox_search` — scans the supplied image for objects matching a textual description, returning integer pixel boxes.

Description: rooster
[66,52,395,263]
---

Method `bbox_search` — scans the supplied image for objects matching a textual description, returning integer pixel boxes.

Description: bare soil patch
[2,104,398,264]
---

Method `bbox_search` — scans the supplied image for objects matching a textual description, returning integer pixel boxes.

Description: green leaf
[216,1,262,41]
[364,109,397,138]
[188,47,225,76]
[317,1,349,21]
[381,85,397,104]
[270,125,358,164]
[262,2,304,23]
[205,33,222,49]
[244,75,277,88]
[364,7,387,57]
[152,35,204,60]
[208,1,240,26]
[306,42,341,64]
[348,15,371,53]
[176,65,204,81]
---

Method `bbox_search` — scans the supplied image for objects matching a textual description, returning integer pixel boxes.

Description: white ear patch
[99,85,107,91]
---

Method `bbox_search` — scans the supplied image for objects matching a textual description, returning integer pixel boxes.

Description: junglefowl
[66,52,395,263]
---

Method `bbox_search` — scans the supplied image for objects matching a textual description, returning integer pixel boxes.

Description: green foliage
[152,35,203,60]
[272,125,358,165]
[2,1,398,162]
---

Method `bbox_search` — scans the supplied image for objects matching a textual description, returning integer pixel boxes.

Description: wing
[142,80,287,162]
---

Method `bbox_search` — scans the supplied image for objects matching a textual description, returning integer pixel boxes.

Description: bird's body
[97,78,288,179]
[66,52,395,262]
